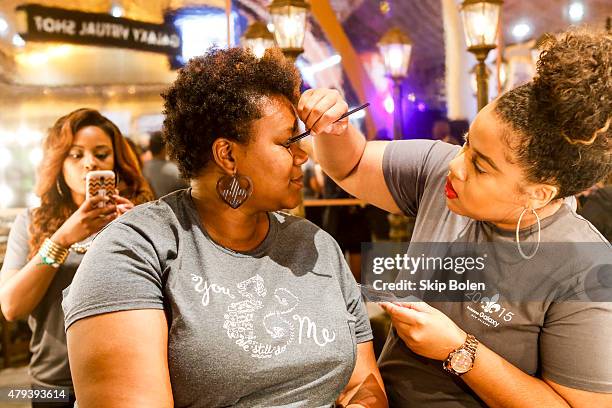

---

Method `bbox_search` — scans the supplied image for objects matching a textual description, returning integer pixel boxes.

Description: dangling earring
[216,170,253,209]
[515,207,541,260]
[56,178,64,198]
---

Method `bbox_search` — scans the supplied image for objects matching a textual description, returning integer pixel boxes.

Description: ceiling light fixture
[568,2,584,22]
[511,22,531,41]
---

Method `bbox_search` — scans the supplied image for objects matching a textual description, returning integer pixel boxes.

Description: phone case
[85,170,115,208]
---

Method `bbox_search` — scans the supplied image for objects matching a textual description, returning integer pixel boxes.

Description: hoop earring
[515,207,541,260]
[56,178,64,198]
[216,171,253,209]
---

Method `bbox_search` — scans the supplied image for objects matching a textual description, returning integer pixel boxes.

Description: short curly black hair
[495,28,611,198]
[162,47,301,179]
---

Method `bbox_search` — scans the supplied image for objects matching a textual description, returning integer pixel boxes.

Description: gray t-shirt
[379,140,612,407]
[0,210,91,389]
[62,190,372,408]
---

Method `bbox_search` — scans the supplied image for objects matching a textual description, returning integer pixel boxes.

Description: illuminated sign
[16,4,181,55]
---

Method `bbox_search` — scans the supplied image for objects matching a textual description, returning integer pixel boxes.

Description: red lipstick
[445,177,458,199]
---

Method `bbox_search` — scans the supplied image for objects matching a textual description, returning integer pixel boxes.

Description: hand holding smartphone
[85,170,116,208]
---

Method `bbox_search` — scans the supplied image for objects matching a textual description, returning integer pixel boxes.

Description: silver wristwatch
[443,334,478,376]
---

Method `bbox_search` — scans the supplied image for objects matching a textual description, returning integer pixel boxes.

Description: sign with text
[16,4,181,55]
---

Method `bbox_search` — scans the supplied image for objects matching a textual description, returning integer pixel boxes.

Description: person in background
[449,119,470,146]
[432,118,453,144]
[0,108,153,408]
[321,173,371,282]
[124,137,145,171]
[302,158,324,227]
[142,130,189,198]
[433,118,463,145]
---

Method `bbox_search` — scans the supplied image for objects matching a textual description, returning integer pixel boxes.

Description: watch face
[450,349,473,373]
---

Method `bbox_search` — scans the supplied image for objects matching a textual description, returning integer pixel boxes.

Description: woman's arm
[462,343,611,407]
[381,302,612,408]
[1,260,64,321]
[0,196,116,320]
[336,341,387,408]
[297,89,401,214]
[67,309,173,408]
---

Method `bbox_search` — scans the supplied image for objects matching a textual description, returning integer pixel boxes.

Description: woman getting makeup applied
[62,48,387,408]
[298,29,611,407]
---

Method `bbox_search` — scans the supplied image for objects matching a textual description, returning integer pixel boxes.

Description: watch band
[443,333,478,376]
[464,334,478,356]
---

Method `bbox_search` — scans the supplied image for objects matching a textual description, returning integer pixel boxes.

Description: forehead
[469,104,515,169]
[250,95,296,137]
[72,126,113,147]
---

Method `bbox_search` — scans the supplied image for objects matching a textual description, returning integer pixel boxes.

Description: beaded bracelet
[38,238,69,268]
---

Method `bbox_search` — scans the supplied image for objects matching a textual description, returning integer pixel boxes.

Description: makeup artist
[298,29,611,407]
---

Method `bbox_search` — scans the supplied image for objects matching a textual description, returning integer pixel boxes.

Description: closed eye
[471,156,486,174]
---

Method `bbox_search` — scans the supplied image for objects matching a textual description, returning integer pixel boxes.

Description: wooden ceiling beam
[309,0,384,139]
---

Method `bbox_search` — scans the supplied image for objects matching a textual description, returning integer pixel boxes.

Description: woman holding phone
[298,29,611,407]
[0,108,153,407]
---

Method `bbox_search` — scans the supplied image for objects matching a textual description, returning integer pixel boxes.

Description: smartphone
[85,170,115,208]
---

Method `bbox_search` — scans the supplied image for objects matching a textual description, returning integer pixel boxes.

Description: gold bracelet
[38,238,69,268]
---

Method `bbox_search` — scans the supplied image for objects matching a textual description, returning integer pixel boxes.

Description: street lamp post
[460,0,503,111]
[268,0,310,62]
[378,27,413,241]
[377,27,412,140]
[242,21,275,59]
[498,56,509,92]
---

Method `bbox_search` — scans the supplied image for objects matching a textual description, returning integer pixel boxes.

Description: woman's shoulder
[10,207,34,230]
[549,201,610,245]
[110,189,191,236]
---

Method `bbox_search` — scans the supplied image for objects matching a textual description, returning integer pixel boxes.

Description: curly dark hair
[495,28,611,198]
[161,47,301,179]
